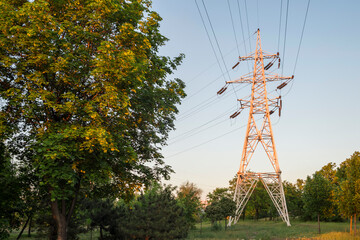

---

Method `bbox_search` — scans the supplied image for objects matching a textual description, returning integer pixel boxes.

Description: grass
[188,219,358,240]
[8,220,359,240]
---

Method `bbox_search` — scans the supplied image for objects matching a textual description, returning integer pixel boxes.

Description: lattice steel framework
[218,29,293,226]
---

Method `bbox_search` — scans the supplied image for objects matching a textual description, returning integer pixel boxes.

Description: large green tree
[0,0,185,239]
[302,173,333,234]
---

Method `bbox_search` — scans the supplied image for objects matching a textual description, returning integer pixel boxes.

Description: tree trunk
[49,180,80,240]
[51,199,68,240]
[318,214,321,234]
[28,216,32,237]
[224,218,227,231]
[350,215,353,234]
[16,215,30,240]
[100,226,103,240]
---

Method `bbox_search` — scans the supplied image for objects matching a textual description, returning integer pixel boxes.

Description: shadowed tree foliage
[246,183,272,220]
[0,0,185,239]
[80,184,189,240]
[205,197,236,230]
[126,183,189,240]
[283,181,303,219]
[0,142,22,239]
[82,198,128,240]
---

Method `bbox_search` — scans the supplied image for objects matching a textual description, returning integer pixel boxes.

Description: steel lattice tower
[218,29,293,226]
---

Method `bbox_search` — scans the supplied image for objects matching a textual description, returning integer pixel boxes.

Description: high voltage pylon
[217,29,293,226]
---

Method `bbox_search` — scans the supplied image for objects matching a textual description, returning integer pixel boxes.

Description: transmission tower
[217,29,293,226]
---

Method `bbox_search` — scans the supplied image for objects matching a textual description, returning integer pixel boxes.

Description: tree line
[202,151,360,235]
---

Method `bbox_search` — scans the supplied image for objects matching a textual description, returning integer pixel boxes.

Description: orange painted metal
[223,29,292,227]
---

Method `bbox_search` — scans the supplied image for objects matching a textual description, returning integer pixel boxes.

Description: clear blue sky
[151,0,360,199]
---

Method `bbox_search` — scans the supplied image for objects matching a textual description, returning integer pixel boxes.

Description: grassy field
[9,220,360,240]
[188,219,359,240]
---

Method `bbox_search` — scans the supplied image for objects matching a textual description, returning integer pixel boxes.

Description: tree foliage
[302,173,333,233]
[205,197,235,230]
[176,181,202,228]
[337,152,360,220]
[0,0,185,239]
[126,183,189,240]
[207,187,232,204]
[0,142,22,239]
[283,181,303,219]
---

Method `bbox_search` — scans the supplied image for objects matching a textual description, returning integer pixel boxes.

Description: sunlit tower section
[217,29,293,226]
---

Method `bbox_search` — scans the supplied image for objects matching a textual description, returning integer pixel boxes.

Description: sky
[151,0,360,199]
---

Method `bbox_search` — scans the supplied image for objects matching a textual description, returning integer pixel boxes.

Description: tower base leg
[229,172,291,227]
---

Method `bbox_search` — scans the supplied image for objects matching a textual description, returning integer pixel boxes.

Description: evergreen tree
[126,183,189,240]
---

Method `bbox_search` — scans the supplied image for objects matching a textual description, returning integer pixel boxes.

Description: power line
[177,95,218,122]
[166,123,246,159]
[201,0,231,83]
[167,116,262,159]
[244,0,252,51]
[292,0,311,75]
[227,0,241,56]
[186,61,218,85]
[184,33,253,101]
[168,106,236,145]
[256,0,260,28]
[184,66,233,102]
[236,0,251,72]
[177,83,250,122]
[184,34,254,103]
[194,0,227,83]
[281,0,290,76]
[283,0,311,98]
[277,0,283,53]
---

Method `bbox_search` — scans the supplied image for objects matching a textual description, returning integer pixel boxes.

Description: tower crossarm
[265,74,294,82]
[238,99,251,108]
[226,75,292,85]
[268,97,280,107]
[238,53,278,62]
[227,77,253,84]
